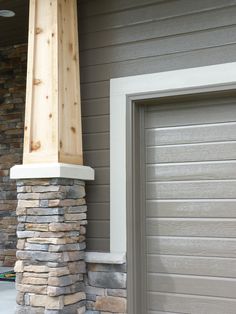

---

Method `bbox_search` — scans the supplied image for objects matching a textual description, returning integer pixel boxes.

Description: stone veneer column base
[14,178,87,314]
[85,261,127,314]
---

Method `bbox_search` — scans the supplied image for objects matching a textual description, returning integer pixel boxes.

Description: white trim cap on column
[10,163,95,181]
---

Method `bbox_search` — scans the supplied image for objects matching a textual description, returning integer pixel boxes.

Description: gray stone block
[39,200,48,207]
[15,305,44,314]
[66,186,85,199]
[25,215,64,223]
[27,207,64,216]
[88,263,126,273]
[25,243,49,251]
[88,271,127,289]
[107,288,127,298]
[67,206,87,213]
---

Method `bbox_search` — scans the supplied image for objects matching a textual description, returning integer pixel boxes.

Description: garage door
[144,95,236,314]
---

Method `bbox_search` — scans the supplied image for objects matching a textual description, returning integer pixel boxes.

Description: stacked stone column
[14,178,87,314]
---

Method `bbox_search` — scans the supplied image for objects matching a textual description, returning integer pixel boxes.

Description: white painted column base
[10,163,95,180]
[85,252,126,264]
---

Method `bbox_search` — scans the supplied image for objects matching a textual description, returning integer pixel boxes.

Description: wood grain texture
[23,0,83,165]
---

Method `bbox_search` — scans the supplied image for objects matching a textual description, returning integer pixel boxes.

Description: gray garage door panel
[145,97,236,128]
[147,161,236,181]
[147,273,236,298]
[147,255,236,278]
[144,97,236,313]
[147,218,236,237]
[147,142,236,163]
[148,311,183,314]
[147,236,236,258]
[146,200,236,218]
[146,122,236,146]
[148,292,236,314]
[147,181,236,199]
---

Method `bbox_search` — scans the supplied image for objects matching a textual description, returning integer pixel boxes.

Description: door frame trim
[110,62,236,254]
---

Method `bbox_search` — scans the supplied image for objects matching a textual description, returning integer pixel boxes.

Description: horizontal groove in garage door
[144,97,236,313]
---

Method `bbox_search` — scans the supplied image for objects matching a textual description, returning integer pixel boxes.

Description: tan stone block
[27,238,52,244]
[20,179,49,186]
[27,237,67,245]
[78,235,86,243]
[29,294,47,307]
[18,192,40,200]
[64,236,81,244]
[80,226,86,235]
[77,306,86,314]
[64,237,78,244]
[59,199,85,207]
[38,232,65,238]
[16,291,25,305]
[48,199,60,207]
[14,260,24,273]
[25,223,49,231]
[18,200,39,208]
[65,251,85,262]
[65,213,86,221]
[95,296,127,313]
[17,239,25,250]
[22,276,48,285]
[24,272,48,278]
[32,185,60,193]
[45,296,64,310]
[49,267,70,277]
[3,256,16,267]
[24,265,49,273]
[49,222,80,232]
[64,292,86,306]
[16,283,47,294]
[4,247,17,255]
[100,312,126,314]
[48,274,78,287]
[16,207,27,216]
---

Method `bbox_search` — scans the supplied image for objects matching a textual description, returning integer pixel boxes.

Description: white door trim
[110,62,236,253]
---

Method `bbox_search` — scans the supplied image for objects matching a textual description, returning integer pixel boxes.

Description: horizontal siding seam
[78,0,170,19]
[80,4,235,35]
[148,290,236,301]
[79,2,236,34]
[79,43,236,79]
[80,23,236,52]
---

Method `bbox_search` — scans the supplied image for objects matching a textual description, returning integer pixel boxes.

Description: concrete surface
[0,267,16,314]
